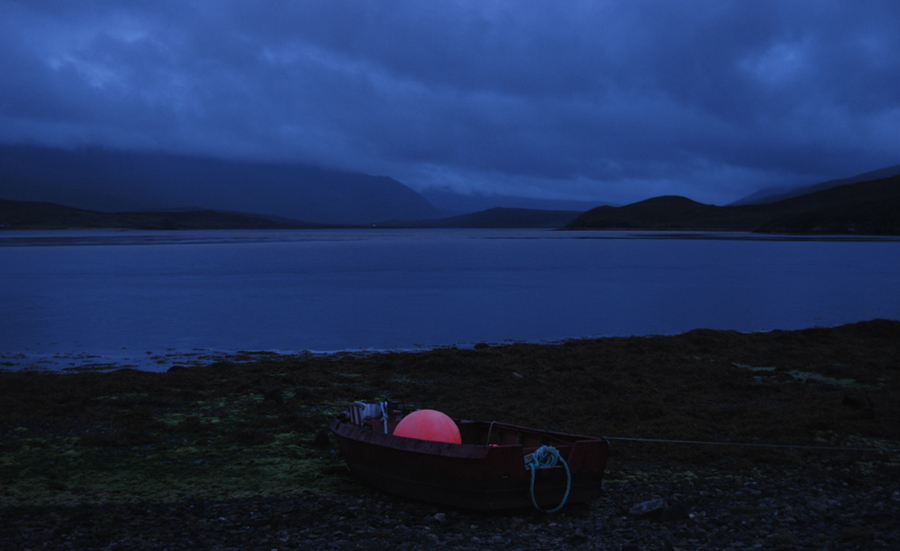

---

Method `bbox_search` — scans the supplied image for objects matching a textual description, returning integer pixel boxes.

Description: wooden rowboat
[330,402,609,511]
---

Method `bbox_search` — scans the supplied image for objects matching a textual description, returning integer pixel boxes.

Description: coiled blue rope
[524,445,571,513]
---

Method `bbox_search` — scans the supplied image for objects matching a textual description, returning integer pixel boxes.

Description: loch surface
[1,229,898,370]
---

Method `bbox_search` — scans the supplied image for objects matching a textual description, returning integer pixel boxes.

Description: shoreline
[4,318,900,374]
[2,320,899,549]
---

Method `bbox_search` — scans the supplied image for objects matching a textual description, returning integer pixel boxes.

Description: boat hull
[330,410,609,511]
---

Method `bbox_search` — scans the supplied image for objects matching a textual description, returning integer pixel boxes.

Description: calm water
[1,229,898,371]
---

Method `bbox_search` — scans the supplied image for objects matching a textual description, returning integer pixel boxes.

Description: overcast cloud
[1,0,899,205]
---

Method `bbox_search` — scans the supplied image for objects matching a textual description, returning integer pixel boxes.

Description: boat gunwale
[332,408,607,460]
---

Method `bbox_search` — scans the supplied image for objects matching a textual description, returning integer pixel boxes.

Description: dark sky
[2,1,899,205]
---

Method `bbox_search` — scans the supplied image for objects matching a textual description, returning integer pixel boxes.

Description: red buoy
[393,409,461,444]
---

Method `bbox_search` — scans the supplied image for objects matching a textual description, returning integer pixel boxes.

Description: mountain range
[2,143,899,234]
[0,144,608,226]
[0,145,443,225]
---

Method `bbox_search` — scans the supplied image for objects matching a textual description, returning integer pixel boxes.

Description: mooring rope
[524,445,571,513]
[605,436,899,453]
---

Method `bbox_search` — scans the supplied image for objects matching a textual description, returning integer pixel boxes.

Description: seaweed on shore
[1,320,899,508]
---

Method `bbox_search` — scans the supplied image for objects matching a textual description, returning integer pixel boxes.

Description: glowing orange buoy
[393,409,461,444]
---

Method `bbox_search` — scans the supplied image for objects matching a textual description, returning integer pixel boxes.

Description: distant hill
[730,163,900,206]
[0,145,445,225]
[0,199,336,230]
[753,175,900,234]
[565,196,771,230]
[379,207,583,229]
[568,174,900,235]
[418,188,610,214]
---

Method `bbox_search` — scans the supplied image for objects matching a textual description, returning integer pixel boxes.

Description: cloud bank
[2,0,899,204]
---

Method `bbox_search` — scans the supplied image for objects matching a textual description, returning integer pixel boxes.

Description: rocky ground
[2,319,899,549]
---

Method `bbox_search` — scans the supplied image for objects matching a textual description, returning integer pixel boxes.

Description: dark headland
[567,173,900,235]
[0,198,344,230]
[2,320,899,549]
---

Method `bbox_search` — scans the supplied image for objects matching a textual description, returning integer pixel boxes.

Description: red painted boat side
[330,408,609,510]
